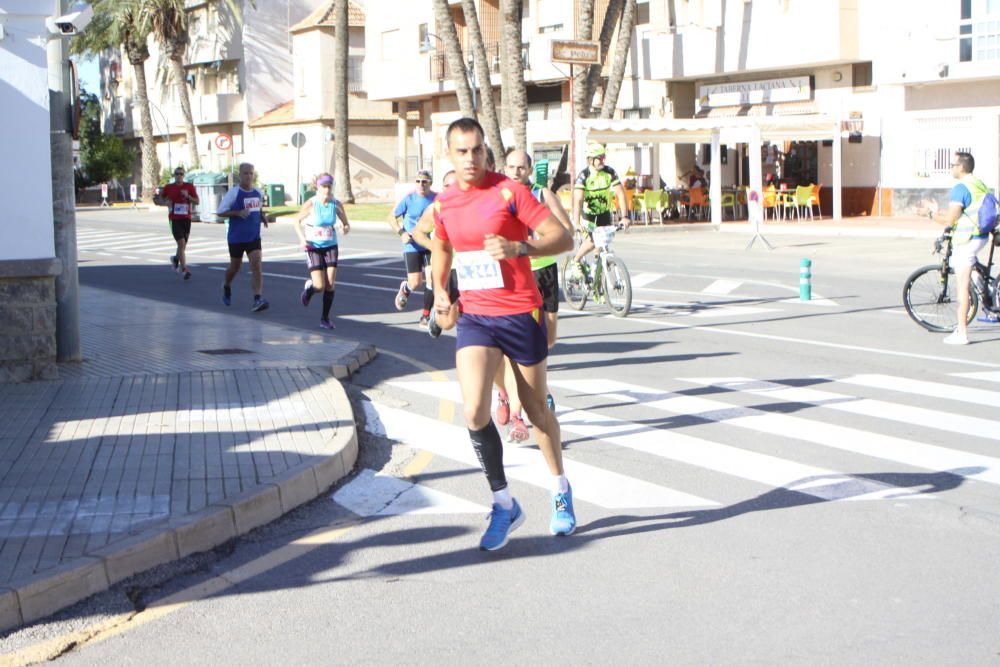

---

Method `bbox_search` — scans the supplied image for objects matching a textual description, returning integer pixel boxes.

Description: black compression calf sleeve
[322,289,335,318]
[422,286,435,313]
[469,422,506,491]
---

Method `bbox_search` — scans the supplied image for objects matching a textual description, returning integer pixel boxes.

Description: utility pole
[48,0,81,362]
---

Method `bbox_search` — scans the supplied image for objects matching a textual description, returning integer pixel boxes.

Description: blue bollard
[800,259,812,301]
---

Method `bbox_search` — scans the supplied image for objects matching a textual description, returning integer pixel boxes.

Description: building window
[852,62,873,88]
[912,116,973,178]
[622,107,651,120]
[637,0,650,25]
[537,0,563,33]
[419,24,431,52]
[959,0,1000,62]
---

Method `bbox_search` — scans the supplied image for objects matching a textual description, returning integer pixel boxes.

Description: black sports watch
[516,241,528,257]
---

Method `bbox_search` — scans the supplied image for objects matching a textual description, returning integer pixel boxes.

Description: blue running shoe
[546,393,555,411]
[251,296,269,313]
[222,286,232,306]
[480,499,525,551]
[550,485,576,536]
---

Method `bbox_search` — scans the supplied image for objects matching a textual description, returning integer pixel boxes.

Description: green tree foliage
[77,90,134,186]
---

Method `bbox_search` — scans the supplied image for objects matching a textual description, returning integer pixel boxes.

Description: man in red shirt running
[431,118,575,551]
[158,167,199,280]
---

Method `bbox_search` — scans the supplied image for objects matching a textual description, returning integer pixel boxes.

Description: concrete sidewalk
[0,287,376,632]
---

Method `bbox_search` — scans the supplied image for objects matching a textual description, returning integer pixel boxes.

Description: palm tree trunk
[500,0,526,151]
[600,0,637,119]
[333,0,354,203]
[128,50,159,203]
[460,0,504,155]
[585,0,624,108]
[431,0,476,119]
[167,52,199,169]
[573,0,596,120]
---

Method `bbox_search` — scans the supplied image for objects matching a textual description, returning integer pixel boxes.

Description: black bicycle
[902,228,1000,332]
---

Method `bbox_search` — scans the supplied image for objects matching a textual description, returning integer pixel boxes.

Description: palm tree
[147,0,199,169]
[572,0,596,120]
[459,0,504,156]
[430,0,476,119]
[599,0,638,118]
[72,0,159,202]
[500,0,526,150]
[333,0,354,203]
[586,0,624,112]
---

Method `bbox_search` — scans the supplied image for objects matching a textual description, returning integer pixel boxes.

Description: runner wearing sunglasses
[389,169,438,328]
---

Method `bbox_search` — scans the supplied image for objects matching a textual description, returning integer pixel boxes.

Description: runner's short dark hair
[446,117,485,146]
[955,151,975,173]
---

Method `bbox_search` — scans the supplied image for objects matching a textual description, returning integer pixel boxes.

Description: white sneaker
[943,331,969,345]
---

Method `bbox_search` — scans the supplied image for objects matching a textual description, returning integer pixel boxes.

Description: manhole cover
[198,348,254,355]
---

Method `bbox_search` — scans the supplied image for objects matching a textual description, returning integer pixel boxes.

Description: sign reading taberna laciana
[551,39,600,65]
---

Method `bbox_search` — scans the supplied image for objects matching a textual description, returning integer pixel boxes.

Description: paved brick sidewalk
[0,287,375,631]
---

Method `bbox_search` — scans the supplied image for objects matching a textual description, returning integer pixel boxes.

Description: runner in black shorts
[411,170,460,337]
[157,167,199,280]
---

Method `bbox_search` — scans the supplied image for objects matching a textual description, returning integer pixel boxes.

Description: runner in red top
[157,167,199,280]
[430,117,576,551]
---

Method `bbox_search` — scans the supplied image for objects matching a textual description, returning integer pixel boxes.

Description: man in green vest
[927,151,994,345]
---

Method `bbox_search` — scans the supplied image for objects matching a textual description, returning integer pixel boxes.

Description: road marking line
[603,313,1000,369]
[332,468,488,516]
[352,257,401,268]
[552,377,1000,489]
[831,373,1000,408]
[702,279,742,295]
[629,272,663,288]
[682,376,1000,442]
[367,400,714,509]
[951,371,1000,383]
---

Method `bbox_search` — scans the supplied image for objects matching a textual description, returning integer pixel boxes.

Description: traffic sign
[215,133,233,151]
[129,183,137,201]
[551,40,600,65]
[291,132,307,148]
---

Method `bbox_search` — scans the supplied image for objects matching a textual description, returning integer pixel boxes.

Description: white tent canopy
[576,115,843,224]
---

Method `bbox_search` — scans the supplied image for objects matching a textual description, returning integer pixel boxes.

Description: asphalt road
[8,208,1000,665]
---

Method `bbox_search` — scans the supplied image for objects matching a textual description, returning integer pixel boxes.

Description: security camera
[47,2,93,36]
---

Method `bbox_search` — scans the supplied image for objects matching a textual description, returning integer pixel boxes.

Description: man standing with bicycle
[571,143,628,272]
[925,151,995,345]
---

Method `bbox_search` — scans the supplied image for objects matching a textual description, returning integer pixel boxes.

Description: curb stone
[1,347,374,633]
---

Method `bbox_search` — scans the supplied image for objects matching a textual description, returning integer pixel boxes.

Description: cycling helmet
[586,143,606,158]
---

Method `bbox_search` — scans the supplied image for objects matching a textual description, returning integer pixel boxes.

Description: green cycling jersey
[574,165,621,217]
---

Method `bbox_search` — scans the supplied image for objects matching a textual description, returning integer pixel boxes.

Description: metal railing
[430,42,529,82]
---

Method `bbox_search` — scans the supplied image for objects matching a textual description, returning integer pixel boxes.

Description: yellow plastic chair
[659,190,673,223]
[762,185,778,220]
[719,190,738,220]
[794,185,814,221]
[643,190,663,224]
[777,188,797,220]
[632,191,648,224]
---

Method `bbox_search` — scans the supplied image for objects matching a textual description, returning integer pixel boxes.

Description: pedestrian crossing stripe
[549,377,999,488]
[702,279,742,295]
[681,377,1000,442]
[364,400,716,509]
[332,468,488,516]
[830,373,1000,408]
[389,380,938,503]
[629,272,664,288]
[951,371,1000,383]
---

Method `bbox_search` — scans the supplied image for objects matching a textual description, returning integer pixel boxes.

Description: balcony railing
[429,42,528,82]
[348,55,365,94]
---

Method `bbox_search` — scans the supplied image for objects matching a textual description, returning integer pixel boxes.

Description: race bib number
[243,197,262,210]
[454,251,504,291]
[592,226,615,249]
[306,225,333,241]
[172,203,190,216]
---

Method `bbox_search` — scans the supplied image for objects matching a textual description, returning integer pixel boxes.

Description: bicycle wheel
[902,264,977,332]
[603,255,632,317]
[561,257,588,310]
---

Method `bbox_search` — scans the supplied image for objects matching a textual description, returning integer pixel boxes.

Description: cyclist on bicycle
[572,143,628,271]
[925,151,995,345]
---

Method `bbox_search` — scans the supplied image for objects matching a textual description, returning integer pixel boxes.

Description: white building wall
[0,1,55,261]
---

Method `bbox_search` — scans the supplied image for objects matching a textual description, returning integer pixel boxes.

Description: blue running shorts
[456,310,548,366]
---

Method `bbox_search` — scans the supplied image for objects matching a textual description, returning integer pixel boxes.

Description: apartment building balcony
[194,93,244,125]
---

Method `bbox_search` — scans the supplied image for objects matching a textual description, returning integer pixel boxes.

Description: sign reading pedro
[551,39,600,65]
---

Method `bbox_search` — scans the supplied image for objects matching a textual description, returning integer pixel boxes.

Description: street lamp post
[146,100,172,173]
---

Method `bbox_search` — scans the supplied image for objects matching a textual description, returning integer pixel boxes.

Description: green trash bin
[265,184,285,207]
[299,184,316,204]
[189,171,230,223]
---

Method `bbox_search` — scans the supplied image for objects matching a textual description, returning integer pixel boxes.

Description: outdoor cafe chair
[719,189,739,220]
[643,189,664,224]
[632,191,648,224]
[763,185,778,220]
[688,186,708,220]
[809,183,823,219]
[794,184,814,221]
